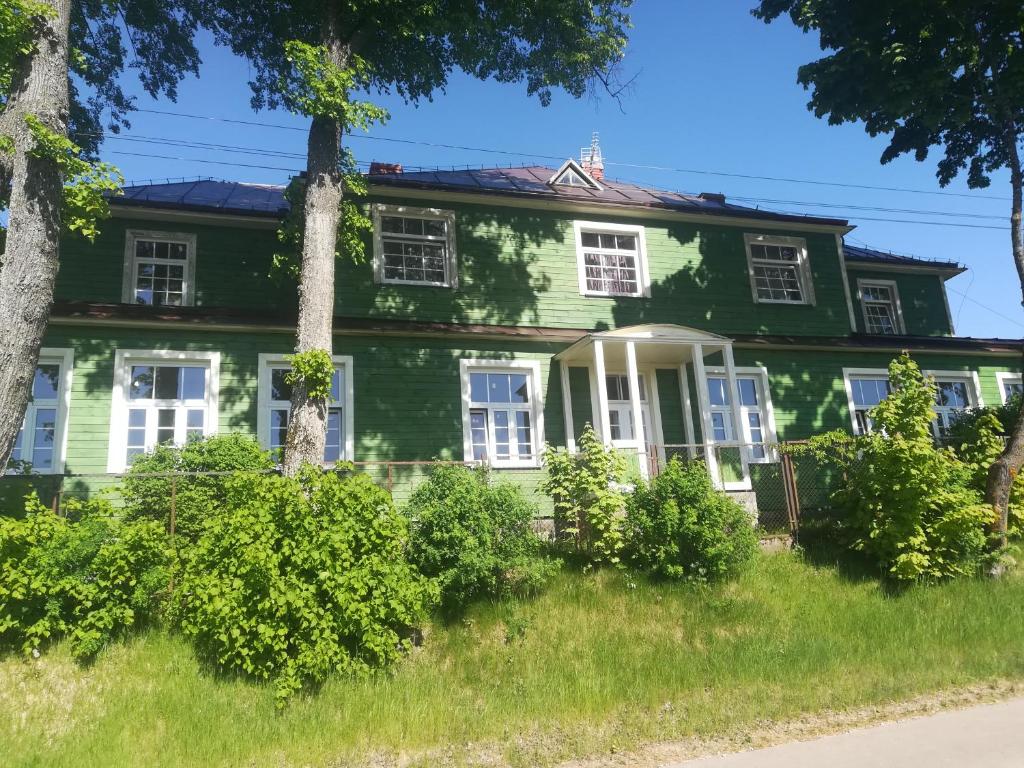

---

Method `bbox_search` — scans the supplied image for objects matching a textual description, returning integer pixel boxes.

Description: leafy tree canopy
[754,0,1024,188]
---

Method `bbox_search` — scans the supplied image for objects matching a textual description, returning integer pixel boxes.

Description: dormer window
[548,159,602,191]
[743,234,815,306]
[122,230,197,307]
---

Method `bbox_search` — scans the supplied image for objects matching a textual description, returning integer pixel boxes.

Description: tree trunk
[985,125,1024,547]
[0,0,72,474]
[281,2,346,476]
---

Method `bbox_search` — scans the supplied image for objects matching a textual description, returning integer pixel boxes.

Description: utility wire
[947,285,1024,330]
[133,107,1011,202]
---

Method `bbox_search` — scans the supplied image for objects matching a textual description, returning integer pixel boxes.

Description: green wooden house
[16,150,1023,511]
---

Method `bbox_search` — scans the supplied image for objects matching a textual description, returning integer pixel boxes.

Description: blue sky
[103,1,1022,338]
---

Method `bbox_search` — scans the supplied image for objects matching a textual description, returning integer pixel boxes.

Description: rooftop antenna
[580,131,604,181]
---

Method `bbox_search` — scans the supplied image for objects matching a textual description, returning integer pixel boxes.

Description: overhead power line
[133,107,1012,202]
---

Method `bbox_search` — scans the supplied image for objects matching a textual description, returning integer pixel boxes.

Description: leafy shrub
[541,426,629,566]
[947,405,1023,539]
[405,464,556,611]
[799,354,993,581]
[123,434,274,542]
[625,459,758,581]
[0,494,172,658]
[173,469,436,705]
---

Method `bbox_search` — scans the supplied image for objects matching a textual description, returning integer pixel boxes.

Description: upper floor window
[744,234,814,305]
[256,354,354,464]
[122,230,197,307]
[10,349,73,474]
[997,372,1023,404]
[843,369,891,435]
[460,360,544,468]
[107,350,218,472]
[574,221,649,298]
[372,204,458,288]
[857,279,904,335]
[705,367,778,462]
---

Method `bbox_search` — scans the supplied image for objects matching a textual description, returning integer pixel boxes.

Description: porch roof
[554,323,733,365]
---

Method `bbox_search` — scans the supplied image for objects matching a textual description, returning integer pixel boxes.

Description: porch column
[678,363,696,458]
[690,342,722,488]
[559,360,576,452]
[625,341,648,479]
[593,339,612,445]
[722,343,750,487]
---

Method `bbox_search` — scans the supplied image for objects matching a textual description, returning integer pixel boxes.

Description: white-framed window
[604,373,654,446]
[372,203,458,288]
[548,159,602,190]
[121,229,197,306]
[996,372,1023,404]
[926,371,982,438]
[574,221,650,298]
[256,354,354,464]
[842,369,891,435]
[744,233,814,305]
[857,279,905,335]
[705,367,778,462]
[9,348,73,474]
[460,359,544,468]
[106,350,219,472]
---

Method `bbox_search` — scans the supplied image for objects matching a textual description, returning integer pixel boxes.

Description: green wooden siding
[846,267,952,336]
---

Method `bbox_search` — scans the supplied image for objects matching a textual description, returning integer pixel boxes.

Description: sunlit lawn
[4,552,1024,767]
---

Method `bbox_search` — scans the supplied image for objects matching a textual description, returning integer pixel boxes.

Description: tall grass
[3,553,1024,767]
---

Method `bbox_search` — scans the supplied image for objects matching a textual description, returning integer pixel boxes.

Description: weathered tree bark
[0,0,73,473]
[985,125,1024,547]
[282,0,346,476]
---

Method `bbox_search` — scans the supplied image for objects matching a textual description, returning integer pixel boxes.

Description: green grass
[3,553,1024,767]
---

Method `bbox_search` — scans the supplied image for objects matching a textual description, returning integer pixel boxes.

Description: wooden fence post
[781,450,801,541]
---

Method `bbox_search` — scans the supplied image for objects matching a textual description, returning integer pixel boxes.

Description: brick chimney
[368,161,403,175]
[580,132,604,182]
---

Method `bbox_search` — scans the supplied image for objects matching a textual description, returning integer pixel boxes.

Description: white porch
[554,323,753,490]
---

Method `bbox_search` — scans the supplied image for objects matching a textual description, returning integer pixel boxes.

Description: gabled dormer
[548,158,603,191]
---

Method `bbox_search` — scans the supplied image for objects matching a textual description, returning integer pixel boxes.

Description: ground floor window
[10,348,73,474]
[604,373,653,444]
[460,359,544,467]
[997,372,1023,404]
[256,354,354,463]
[844,370,891,435]
[927,371,980,438]
[705,367,777,461]
[107,350,219,472]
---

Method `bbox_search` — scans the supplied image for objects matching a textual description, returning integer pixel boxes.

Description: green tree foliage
[0,494,172,659]
[405,464,556,612]
[541,425,629,566]
[172,469,436,705]
[797,354,993,581]
[123,434,274,543]
[753,0,1024,535]
[625,459,758,582]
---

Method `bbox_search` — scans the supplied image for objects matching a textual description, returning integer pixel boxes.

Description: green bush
[800,354,993,581]
[0,494,172,659]
[405,464,556,611]
[123,434,274,542]
[173,469,436,705]
[541,425,629,566]
[625,459,758,581]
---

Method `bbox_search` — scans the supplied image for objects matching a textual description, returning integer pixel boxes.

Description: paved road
[671,697,1024,767]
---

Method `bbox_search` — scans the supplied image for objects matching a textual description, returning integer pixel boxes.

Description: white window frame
[121,229,198,306]
[372,203,458,288]
[996,372,1023,404]
[705,366,779,463]
[256,353,355,464]
[574,220,651,298]
[106,349,220,472]
[9,348,74,475]
[744,233,815,306]
[459,359,545,468]
[842,368,892,435]
[857,278,905,335]
[926,370,983,438]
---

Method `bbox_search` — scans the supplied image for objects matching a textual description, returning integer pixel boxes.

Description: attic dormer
[548,158,603,191]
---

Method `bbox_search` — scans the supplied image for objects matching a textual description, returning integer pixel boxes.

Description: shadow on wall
[335,204,558,327]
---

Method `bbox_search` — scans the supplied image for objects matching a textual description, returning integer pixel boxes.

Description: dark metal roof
[843,243,964,273]
[115,180,288,217]
[48,301,1024,354]
[369,165,851,227]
